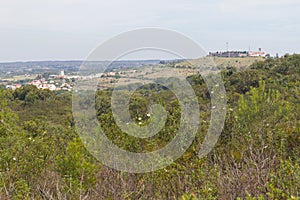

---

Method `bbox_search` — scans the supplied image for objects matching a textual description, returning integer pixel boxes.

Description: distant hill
[175,56,264,70]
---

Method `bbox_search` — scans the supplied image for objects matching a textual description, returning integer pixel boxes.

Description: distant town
[5,70,77,91]
[0,60,161,91]
[0,52,268,91]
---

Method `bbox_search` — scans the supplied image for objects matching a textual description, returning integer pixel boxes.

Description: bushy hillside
[0,54,299,199]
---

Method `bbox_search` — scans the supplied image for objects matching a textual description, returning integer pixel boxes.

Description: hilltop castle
[209,48,266,58]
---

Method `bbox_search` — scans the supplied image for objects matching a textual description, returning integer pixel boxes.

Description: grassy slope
[177,56,264,70]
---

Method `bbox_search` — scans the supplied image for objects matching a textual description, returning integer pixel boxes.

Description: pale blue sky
[0,0,299,61]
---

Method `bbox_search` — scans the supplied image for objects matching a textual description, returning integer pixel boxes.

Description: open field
[176,56,264,70]
[3,74,38,82]
[94,57,262,89]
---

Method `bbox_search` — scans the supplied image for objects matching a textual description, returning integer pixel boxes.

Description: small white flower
[138,117,142,121]
[28,137,32,140]
[12,157,16,161]
[146,113,151,117]
[126,122,129,125]
[212,106,216,109]
[138,122,142,125]
[211,91,214,94]
[229,108,233,111]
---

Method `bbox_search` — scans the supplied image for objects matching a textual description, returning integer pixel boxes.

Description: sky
[0,0,299,62]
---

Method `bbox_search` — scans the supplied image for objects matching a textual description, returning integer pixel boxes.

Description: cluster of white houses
[28,79,72,91]
[6,79,73,91]
[5,70,74,91]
